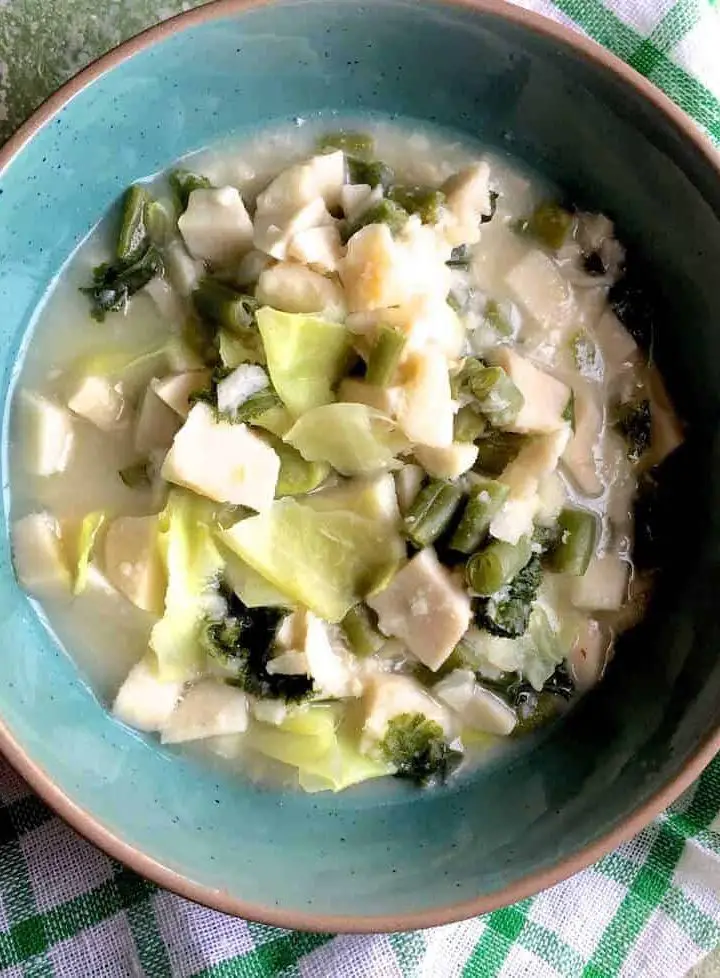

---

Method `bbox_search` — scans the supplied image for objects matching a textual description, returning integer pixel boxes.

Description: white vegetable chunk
[68,376,126,432]
[134,384,182,455]
[255,151,345,214]
[340,183,381,223]
[103,515,165,615]
[368,548,472,672]
[414,442,478,480]
[163,240,204,296]
[288,224,344,273]
[178,187,254,265]
[151,370,211,419]
[253,198,334,260]
[562,385,604,495]
[266,651,310,676]
[20,391,75,476]
[12,512,71,599]
[505,249,573,332]
[394,464,425,514]
[161,680,249,744]
[569,619,609,691]
[362,673,451,746]
[338,378,403,417]
[492,348,570,433]
[571,556,629,611]
[395,347,455,448]
[595,310,639,377]
[112,655,184,732]
[161,403,280,510]
[441,162,493,246]
[215,364,268,417]
[274,608,362,698]
[433,669,517,735]
[255,263,346,320]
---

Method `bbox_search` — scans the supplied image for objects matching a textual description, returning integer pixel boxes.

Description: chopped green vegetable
[150,491,225,681]
[453,405,487,443]
[562,390,576,431]
[118,461,152,489]
[387,185,446,224]
[116,185,151,264]
[169,168,212,210]
[484,299,514,339]
[144,200,173,246]
[468,364,524,427]
[403,480,464,549]
[465,535,533,596]
[81,246,164,322]
[546,507,598,575]
[203,583,312,702]
[260,433,329,496]
[222,549,291,608]
[220,497,404,623]
[365,325,407,387]
[193,279,258,331]
[346,157,394,190]
[474,430,526,476]
[256,307,352,417]
[190,366,281,424]
[218,327,266,368]
[476,554,542,638]
[379,713,462,786]
[284,403,408,476]
[517,201,573,250]
[73,511,107,594]
[483,662,574,733]
[318,130,374,158]
[614,399,651,461]
[450,478,510,553]
[347,199,408,239]
[341,604,384,657]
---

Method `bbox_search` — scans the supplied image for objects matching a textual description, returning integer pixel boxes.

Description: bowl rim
[2,0,720,934]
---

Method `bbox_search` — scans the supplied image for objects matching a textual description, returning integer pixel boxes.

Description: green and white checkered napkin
[1,1,720,975]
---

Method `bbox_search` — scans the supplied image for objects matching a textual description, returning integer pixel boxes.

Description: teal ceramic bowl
[1,0,720,931]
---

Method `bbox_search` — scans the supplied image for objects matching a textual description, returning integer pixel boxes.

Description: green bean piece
[117,185,151,263]
[484,299,513,338]
[318,131,374,158]
[403,480,464,549]
[547,508,598,576]
[453,405,487,443]
[144,200,173,246]
[474,430,526,476]
[347,198,408,239]
[468,365,525,427]
[193,279,258,331]
[450,478,510,554]
[518,201,574,250]
[346,157,395,190]
[387,185,446,224]
[466,536,533,596]
[169,168,212,210]
[341,605,385,657]
[82,246,164,322]
[365,325,407,387]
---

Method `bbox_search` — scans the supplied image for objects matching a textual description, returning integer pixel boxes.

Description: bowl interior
[1,0,720,927]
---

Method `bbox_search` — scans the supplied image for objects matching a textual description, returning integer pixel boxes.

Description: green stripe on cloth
[550,0,720,141]
[192,932,331,978]
[126,897,173,978]
[462,900,532,977]
[583,770,720,977]
[627,0,702,76]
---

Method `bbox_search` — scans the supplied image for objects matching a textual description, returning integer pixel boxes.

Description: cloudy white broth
[9,120,683,793]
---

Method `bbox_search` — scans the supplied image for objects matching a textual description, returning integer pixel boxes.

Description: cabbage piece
[222,548,293,609]
[284,403,409,476]
[73,512,107,594]
[304,472,401,526]
[220,497,403,622]
[256,307,351,417]
[245,705,391,793]
[251,405,294,438]
[150,490,225,681]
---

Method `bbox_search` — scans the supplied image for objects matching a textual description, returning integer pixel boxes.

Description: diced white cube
[433,669,517,735]
[441,162,492,246]
[562,385,603,495]
[68,376,126,431]
[134,384,182,455]
[571,556,629,611]
[151,370,211,419]
[395,347,455,448]
[103,515,165,615]
[505,249,573,332]
[12,512,71,599]
[362,673,451,746]
[255,151,345,214]
[288,224,344,273]
[368,548,472,671]
[161,680,249,744]
[492,348,570,433]
[161,403,280,511]
[178,186,253,265]
[414,442,478,480]
[340,183,381,223]
[253,198,334,260]
[19,391,75,476]
[113,655,184,732]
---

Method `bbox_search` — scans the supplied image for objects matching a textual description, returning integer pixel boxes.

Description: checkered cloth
[1,1,720,976]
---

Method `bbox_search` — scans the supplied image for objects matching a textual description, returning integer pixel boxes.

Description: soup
[9,121,682,793]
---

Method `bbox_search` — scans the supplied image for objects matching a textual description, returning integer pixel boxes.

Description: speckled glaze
[1,0,720,932]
